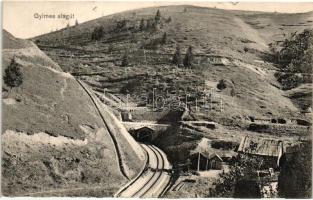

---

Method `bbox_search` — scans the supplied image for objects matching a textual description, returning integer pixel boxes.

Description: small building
[190,152,225,171]
[237,136,284,169]
[209,154,224,170]
[121,111,132,122]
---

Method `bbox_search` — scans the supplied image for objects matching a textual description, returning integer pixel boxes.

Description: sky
[3,1,313,39]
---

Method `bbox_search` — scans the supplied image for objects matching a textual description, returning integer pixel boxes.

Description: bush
[217,79,227,90]
[275,71,303,90]
[121,53,129,67]
[4,57,23,89]
[172,46,182,66]
[144,38,161,50]
[211,140,239,150]
[91,26,104,40]
[166,16,172,23]
[209,155,265,198]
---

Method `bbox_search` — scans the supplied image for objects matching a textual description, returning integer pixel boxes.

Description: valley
[2,4,312,198]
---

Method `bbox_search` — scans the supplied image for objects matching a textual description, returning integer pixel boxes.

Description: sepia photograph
[2,1,313,198]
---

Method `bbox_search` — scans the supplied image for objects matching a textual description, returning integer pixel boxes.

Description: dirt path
[233,17,269,51]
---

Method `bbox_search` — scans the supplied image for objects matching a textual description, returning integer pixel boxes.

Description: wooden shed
[190,152,224,171]
[237,136,284,168]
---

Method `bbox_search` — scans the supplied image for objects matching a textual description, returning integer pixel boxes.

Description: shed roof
[136,126,156,131]
[237,136,283,157]
[190,151,234,161]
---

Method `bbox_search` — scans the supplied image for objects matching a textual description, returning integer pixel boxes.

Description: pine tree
[146,19,152,29]
[4,57,23,89]
[172,46,182,66]
[161,32,167,44]
[75,19,79,26]
[139,18,146,31]
[155,9,161,22]
[166,16,172,23]
[183,46,193,67]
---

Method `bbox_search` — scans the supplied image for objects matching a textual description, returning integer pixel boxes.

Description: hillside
[2,30,144,196]
[22,5,313,198]
[33,5,312,126]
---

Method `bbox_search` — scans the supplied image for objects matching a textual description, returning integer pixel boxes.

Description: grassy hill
[2,30,144,196]
[33,5,312,126]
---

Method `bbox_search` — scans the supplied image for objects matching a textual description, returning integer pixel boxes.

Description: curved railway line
[76,79,130,180]
[78,79,172,197]
[116,144,172,198]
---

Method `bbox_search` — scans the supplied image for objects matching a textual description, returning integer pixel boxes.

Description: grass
[2,30,144,196]
[26,5,312,197]
[33,5,312,126]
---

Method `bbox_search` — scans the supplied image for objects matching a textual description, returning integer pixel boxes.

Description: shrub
[166,16,172,23]
[217,79,227,90]
[146,19,153,30]
[211,140,239,150]
[139,18,146,31]
[91,26,104,40]
[209,155,265,198]
[4,57,23,89]
[121,53,129,67]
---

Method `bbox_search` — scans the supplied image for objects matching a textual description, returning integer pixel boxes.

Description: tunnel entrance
[130,126,154,143]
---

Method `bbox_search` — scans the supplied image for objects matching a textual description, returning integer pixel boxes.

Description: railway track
[77,79,172,197]
[116,144,172,198]
[76,79,130,180]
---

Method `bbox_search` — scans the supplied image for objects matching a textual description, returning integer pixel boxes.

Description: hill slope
[33,5,312,125]
[2,30,144,196]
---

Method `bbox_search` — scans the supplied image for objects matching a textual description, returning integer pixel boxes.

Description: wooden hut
[237,136,284,169]
[190,152,224,171]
